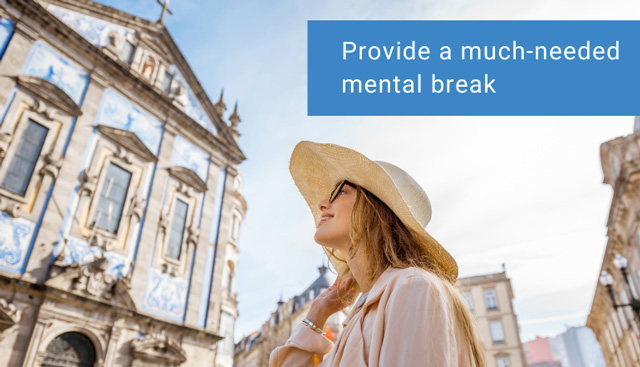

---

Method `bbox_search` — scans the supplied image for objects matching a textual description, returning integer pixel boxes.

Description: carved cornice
[130,330,187,366]
[16,75,82,117]
[46,255,136,311]
[167,166,207,193]
[96,125,157,162]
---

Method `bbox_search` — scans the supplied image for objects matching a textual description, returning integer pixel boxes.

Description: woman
[269,141,486,367]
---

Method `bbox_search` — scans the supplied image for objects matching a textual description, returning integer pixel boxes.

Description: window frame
[496,356,510,367]
[92,162,132,234]
[489,320,505,344]
[161,189,193,267]
[229,210,242,243]
[484,288,499,311]
[463,292,474,312]
[84,155,139,244]
[0,109,58,206]
[162,70,173,94]
[119,40,136,65]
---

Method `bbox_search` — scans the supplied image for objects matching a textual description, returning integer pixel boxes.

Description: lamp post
[600,253,640,319]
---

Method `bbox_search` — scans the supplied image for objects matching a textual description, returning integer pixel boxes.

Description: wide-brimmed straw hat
[289,141,458,282]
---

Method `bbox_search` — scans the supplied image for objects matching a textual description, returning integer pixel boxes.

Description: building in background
[234,264,348,367]
[587,120,640,367]
[0,0,246,366]
[459,268,527,367]
[524,336,561,367]
[523,327,604,367]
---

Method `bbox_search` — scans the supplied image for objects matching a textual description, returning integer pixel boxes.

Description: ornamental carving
[186,224,199,249]
[46,254,136,311]
[0,196,20,218]
[0,298,21,332]
[126,192,147,222]
[130,329,187,367]
[78,170,99,198]
[0,130,12,159]
[39,150,64,180]
[16,75,82,117]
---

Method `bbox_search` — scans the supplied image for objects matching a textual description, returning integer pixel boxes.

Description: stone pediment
[16,75,82,117]
[130,331,187,367]
[46,255,137,311]
[97,124,158,162]
[167,166,207,192]
[44,0,245,162]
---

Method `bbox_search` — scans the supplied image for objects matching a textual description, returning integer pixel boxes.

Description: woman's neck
[346,251,375,294]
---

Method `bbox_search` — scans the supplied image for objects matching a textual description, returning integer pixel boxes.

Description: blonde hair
[328,185,487,367]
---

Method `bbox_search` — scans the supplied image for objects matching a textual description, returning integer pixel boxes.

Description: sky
[94,0,640,344]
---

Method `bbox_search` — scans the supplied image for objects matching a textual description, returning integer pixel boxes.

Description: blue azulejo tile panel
[169,66,217,135]
[22,42,89,104]
[0,18,14,60]
[96,89,163,155]
[45,4,134,48]
[61,235,129,279]
[141,267,188,322]
[170,135,209,182]
[0,212,35,274]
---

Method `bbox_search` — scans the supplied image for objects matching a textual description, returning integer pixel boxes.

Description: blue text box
[307,21,640,116]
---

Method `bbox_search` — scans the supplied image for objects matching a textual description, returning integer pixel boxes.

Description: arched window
[41,332,96,367]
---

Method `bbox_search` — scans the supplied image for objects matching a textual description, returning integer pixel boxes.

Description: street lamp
[600,254,640,318]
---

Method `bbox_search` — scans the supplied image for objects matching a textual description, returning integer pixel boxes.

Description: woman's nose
[318,197,330,211]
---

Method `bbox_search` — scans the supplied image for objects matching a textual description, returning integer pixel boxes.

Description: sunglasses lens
[329,181,346,203]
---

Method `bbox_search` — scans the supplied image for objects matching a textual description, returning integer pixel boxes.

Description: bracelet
[302,318,326,336]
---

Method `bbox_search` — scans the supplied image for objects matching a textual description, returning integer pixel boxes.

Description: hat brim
[289,141,458,281]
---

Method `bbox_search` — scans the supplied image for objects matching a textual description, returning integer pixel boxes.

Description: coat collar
[342,266,402,327]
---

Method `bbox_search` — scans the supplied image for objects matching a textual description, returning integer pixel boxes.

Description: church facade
[0,0,245,366]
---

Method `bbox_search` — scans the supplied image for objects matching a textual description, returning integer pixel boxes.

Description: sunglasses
[329,180,356,204]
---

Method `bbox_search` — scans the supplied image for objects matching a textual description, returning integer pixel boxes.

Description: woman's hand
[305,276,358,329]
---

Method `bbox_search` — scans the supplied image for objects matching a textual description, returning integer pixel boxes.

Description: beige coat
[269,267,472,367]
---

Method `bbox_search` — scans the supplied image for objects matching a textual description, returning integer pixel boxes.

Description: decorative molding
[38,150,64,180]
[0,130,13,159]
[16,75,82,117]
[0,196,20,218]
[130,329,187,367]
[0,298,21,332]
[167,166,206,193]
[78,169,98,197]
[97,125,157,162]
[46,254,136,311]
[126,191,146,222]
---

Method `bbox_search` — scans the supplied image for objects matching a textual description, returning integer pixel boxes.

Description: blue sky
[95,0,638,344]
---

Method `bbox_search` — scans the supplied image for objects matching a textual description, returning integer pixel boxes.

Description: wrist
[306,305,329,329]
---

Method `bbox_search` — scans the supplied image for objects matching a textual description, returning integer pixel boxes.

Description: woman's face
[314,181,357,252]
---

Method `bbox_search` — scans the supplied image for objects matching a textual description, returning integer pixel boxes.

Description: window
[165,198,188,260]
[230,213,240,241]
[227,268,234,298]
[162,71,173,94]
[496,357,510,367]
[490,321,505,344]
[485,289,498,310]
[463,292,474,312]
[1,119,48,196]
[95,163,131,233]
[119,41,135,64]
